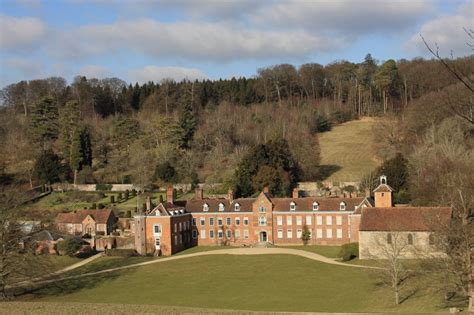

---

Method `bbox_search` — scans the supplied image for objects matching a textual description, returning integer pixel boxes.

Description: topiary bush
[110,195,115,204]
[57,237,83,256]
[124,190,129,200]
[338,242,359,261]
[96,184,113,191]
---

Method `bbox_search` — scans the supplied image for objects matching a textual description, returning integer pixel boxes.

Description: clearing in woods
[318,117,379,182]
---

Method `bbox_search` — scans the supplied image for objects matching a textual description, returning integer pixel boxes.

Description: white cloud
[4,57,43,77]
[0,15,46,51]
[78,65,109,79]
[128,66,208,84]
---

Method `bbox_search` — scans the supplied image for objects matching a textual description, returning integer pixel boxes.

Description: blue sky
[0,0,472,87]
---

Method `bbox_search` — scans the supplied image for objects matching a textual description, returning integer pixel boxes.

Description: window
[259,205,266,212]
[259,215,267,226]
[316,229,323,238]
[179,222,182,231]
[192,218,196,226]
[297,229,302,238]
[226,217,231,226]
[290,202,296,211]
[217,230,223,239]
[326,229,333,238]
[201,230,206,239]
[316,216,322,225]
[179,234,182,244]
[243,217,249,225]
[387,233,392,244]
[174,223,177,232]
[243,229,249,239]
[312,202,319,211]
[287,229,293,239]
[209,217,214,225]
[428,234,435,245]
[155,238,160,247]
[306,215,312,225]
[277,216,283,226]
[381,193,385,197]
[192,230,197,239]
[226,229,232,239]
[339,202,346,211]
[219,203,225,212]
[407,233,413,245]
[287,216,293,225]
[234,203,240,211]
[200,218,205,226]
[336,229,342,239]
[326,216,332,225]
[203,203,209,212]
[277,229,283,239]
[296,216,302,225]
[235,217,240,226]
[235,230,240,239]
[153,224,161,234]
[209,230,215,238]
[336,216,342,225]
[174,235,178,246]
[218,218,223,226]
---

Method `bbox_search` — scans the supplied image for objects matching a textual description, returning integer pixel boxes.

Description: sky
[0,0,472,87]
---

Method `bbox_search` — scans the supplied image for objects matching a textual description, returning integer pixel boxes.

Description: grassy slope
[37,255,453,313]
[277,245,341,258]
[318,117,379,182]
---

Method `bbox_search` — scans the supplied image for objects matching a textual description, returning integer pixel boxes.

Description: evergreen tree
[30,97,59,149]
[58,100,81,160]
[33,150,62,184]
[179,103,197,149]
[70,126,92,185]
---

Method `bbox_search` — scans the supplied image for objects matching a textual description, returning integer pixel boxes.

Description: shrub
[110,195,115,204]
[91,203,97,209]
[153,161,176,182]
[118,192,123,200]
[338,243,359,261]
[124,190,129,200]
[131,189,137,197]
[125,210,132,218]
[309,113,332,134]
[98,203,105,209]
[57,237,82,256]
[105,249,137,257]
[96,184,113,191]
[96,231,105,236]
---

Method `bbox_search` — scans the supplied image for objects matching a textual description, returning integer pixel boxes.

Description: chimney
[292,188,299,198]
[146,196,151,211]
[167,186,174,204]
[365,189,371,198]
[227,189,235,202]
[263,186,270,194]
[195,187,203,200]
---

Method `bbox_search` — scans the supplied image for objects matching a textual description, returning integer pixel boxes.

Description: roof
[373,184,394,193]
[55,209,115,224]
[185,198,253,213]
[359,207,452,232]
[272,197,364,212]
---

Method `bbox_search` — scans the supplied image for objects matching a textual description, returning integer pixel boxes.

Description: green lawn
[34,254,460,313]
[318,117,379,182]
[278,245,341,258]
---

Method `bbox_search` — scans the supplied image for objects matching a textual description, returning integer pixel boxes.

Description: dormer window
[312,202,319,211]
[290,202,296,211]
[234,203,240,211]
[203,203,209,212]
[339,202,346,211]
[218,203,225,212]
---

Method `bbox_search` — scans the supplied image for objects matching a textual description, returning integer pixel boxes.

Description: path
[54,252,104,274]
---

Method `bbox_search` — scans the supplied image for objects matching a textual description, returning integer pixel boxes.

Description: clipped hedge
[338,242,359,261]
[105,249,137,257]
[96,184,113,191]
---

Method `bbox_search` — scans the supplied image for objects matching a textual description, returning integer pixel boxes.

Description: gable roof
[56,209,115,224]
[359,207,452,232]
[373,183,394,193]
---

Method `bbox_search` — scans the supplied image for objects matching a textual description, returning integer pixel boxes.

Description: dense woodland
[0,54,473,199]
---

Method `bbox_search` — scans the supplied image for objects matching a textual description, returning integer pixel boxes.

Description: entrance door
[260,231,267,242]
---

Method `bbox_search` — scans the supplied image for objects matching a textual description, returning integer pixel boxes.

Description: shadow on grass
[316,165,342,181]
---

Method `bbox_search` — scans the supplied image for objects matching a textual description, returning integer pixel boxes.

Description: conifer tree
[179,103,197,149]
[59,100,81,160]
[70,126,92,185]
[30,97,59,149]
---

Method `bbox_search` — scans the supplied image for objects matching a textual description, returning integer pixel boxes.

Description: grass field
[32,254,460,313]
[278,245,341,258]
[318,117,379,182]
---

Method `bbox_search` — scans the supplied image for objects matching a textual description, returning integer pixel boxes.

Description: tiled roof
[185,198,255,213]
[55,209,114,224]
[373,184,394,193]
[272,197,364,212]
[360,207,452,231]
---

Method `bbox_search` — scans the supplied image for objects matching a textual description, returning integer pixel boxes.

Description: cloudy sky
[0,0,472,87]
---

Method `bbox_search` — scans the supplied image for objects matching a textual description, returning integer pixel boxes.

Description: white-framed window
[287,229,293,239]
[226,217,231,225]
[226,229,232,239]
[259,205,266,212]
[277,216,283,226]
[296,216,302,225]
[201,230,206,239]
[297,229,302,238]
[326,216,332,225]
[306,215,312,225]
[203,203,209,212]
[243,229,249,239]
[277,229,283,238]
[219,203,225,212]
[336,229,342,239]
[287,216,292,225]
[243,217,249,225]
[217,229,223,239]
[200,218,205,226]
[209,217,214,225]
[235,230,240,239]
[209,230,215,238]
[316,216,322,225]
[235,217,240,226]
[192,218,196,226]
[339,202,346,211]
[259,215,267,226]
[326,229,333,238]
[312,202,319,211]
[234,203,240,211]
[155,238,161,248]
[179,222,182,231]
[174,235,178,245]
[192,230,197,239]
[290,202,296,211]
[174,223,177,232]
[218,218,223,226]
[316,228,323,238]
[153,224,161,235]
[336,216,342,225]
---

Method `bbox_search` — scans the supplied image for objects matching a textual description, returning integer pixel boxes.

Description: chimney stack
[167,186,174,204]
[146,196,151,211]
[195,187,203,200]
[227,189,235,202]
[365,189,371,198]
[292,188,299,198]
[263,186,270,194]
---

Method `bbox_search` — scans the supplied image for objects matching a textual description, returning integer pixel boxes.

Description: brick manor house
[134,176,426,256]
